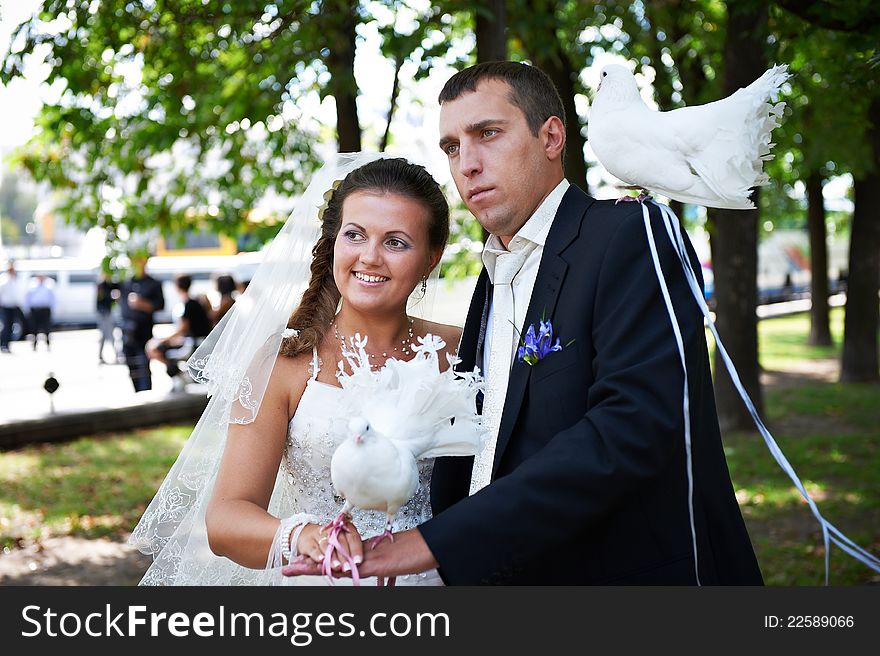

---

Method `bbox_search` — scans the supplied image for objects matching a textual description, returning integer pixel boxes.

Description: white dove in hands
[587,63,790,209]
[316,333,484,586]
[324,417,419,587]
[330,417,419,544]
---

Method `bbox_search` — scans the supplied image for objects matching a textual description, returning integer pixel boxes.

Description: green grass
[724,383,879,585]
[758,307,845,371]
[716,306,879,585]
[707,307,847,372]
[0,426,190,549]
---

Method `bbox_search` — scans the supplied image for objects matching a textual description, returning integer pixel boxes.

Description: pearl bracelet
[279,513,320,564]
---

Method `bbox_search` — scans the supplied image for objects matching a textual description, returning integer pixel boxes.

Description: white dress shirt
[481,179,570,379]
[25,279,56,311]
[469,179,570,493]
[0,273,21,308]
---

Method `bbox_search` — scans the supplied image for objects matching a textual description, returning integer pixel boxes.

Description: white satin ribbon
[641,199,880,584]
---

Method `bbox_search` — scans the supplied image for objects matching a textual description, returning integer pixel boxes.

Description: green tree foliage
[2,2,328,246]
[1,1,462,252]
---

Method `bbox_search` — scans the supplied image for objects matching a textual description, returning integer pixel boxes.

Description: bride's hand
[296,521,364,573]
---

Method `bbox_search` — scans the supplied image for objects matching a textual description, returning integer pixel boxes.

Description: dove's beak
[354,434,363,444]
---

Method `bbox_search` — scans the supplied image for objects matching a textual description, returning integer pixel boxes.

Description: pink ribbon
[321,514,361,586]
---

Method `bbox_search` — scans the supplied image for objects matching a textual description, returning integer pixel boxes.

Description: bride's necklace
[332,316,415,362]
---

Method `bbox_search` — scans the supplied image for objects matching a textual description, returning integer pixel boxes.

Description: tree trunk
[711,1,767,432]
[475,0,507,62]
[840,97,880,382]
[806,169,832,345]
[325,1,361,152]
[530,47,589,191]
[380,54,404,152]
[516,0,588,191]
[473,0,507,244]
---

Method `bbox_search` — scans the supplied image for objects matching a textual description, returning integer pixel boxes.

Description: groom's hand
[359,528,439,579]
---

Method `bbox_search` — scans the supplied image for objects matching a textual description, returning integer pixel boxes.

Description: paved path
[0,536,152,586]
[0,325,197,425]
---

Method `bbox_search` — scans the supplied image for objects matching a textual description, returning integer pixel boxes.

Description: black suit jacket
[419,185,763,585]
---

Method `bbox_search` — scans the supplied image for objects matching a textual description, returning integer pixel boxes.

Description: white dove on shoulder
[587,62,790,209]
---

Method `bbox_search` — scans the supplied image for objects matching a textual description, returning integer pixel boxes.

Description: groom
[297,61,763,584]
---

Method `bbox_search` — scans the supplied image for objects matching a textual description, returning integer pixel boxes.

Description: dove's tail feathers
[414,420,485,459]
[747,64,791,102]
[651,186,756,210]
[680,63,789,209]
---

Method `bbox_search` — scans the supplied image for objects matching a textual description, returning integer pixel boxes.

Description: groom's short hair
[438,61,566,137]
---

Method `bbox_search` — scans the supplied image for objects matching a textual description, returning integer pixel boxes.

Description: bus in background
[9,230,264,326]
[8,257,100,325]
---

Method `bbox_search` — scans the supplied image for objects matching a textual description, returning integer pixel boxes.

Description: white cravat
[469,180,570,494]
[469,244,536,495]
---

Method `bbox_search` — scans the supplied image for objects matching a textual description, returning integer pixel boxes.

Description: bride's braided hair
[280,158,449,358]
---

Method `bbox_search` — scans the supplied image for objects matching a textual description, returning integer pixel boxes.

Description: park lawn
[723,381,879,585]
[716,308,879,585]
[1,309,877,585]
[0,426,190,549]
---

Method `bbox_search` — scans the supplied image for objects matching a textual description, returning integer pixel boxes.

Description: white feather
[328,334,485,519]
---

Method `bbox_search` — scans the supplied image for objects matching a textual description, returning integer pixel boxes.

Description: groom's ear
[541,116,566,162]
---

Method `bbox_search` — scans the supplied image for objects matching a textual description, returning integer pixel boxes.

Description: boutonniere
[516,319,572,366]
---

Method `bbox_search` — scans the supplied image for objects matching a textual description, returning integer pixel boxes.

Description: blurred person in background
[96,271,121,364]
[211,273,237,326]
[119,253,164,392]
[24,273,55,351]
[146,273,211,391]
[0,261,22,353]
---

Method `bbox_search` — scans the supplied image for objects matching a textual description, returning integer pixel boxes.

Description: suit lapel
[490,186,594,477]
[456,268,491,376]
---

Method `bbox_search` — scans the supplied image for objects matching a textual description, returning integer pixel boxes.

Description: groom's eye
[443,144,459,155]
[482,129,498,138]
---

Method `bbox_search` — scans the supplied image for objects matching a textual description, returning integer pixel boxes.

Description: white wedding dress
[273,349,443,585]
[137,348,443,586]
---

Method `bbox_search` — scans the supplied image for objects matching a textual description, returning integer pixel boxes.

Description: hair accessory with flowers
[516,318,571,366]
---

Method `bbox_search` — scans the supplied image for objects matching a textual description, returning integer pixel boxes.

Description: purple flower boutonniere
[516,319,570,366]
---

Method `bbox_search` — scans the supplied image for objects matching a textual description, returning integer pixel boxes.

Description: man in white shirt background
[0,261,23,353]
[24,272,56,351]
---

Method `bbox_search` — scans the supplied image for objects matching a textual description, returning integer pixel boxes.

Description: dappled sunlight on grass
[723,393,879,584]
[710,309,879,584]
[706,307,852,374]
[758,307,845,372]
[733,480,828,512]
[0,426,190,549]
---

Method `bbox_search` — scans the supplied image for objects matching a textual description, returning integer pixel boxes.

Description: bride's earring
[414,276,427,300]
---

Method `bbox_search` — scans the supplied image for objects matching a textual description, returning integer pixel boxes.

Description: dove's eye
[602,71,607,78]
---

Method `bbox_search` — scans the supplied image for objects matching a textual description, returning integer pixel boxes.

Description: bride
[130,154,462,585]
